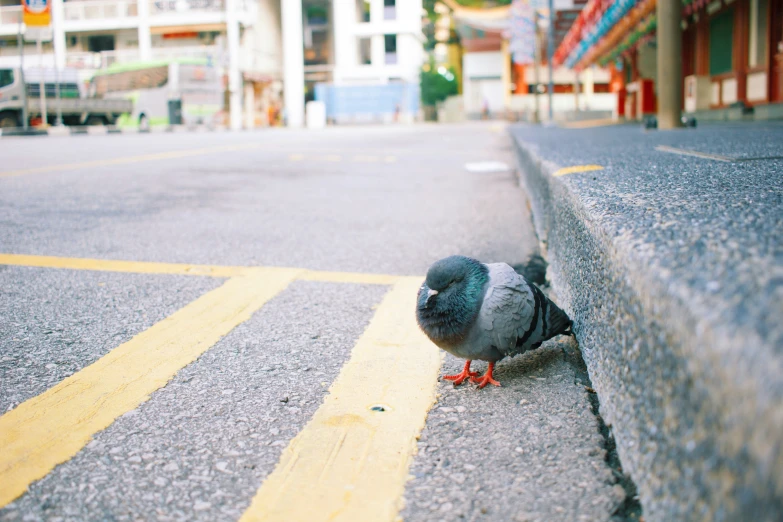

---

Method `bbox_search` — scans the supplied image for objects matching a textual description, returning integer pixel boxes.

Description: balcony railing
[65,49,141,69]
[64,45,222,70]
[64,0,138,21]
[0,5,22,26]
[150,0,225,14]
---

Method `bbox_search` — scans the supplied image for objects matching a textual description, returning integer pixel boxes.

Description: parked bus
[88,57,223,129]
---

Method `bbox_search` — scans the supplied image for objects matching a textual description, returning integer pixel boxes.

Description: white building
[290,0,425,126]
[0,0,425,129]
[0,0,275,129]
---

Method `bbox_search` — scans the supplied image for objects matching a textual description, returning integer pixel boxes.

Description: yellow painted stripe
[552,164,604,177]
[240,277,442,522]
[299,269,400,286]
[0,253,251,278]
[0,143,262,179]
[560,118,621,129]
[0,254,405,285]
[0,268,299,508]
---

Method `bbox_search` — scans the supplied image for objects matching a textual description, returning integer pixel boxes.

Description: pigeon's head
[417,256,488,315]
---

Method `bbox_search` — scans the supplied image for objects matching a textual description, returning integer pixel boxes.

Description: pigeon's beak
[425,288,438,307]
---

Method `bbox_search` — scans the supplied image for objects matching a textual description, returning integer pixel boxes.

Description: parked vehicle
[88,58,223,129]
[0,67,133,128]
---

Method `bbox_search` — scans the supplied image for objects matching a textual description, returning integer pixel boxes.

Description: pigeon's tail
[512,253,548,287]
[545,299,573,339]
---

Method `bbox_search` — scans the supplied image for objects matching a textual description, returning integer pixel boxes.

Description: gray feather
[480,263,537,355]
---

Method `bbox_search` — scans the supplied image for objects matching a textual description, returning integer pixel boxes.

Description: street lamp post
[547,0,554,122]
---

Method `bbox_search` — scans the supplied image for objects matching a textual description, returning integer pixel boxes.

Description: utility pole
[532,16,540,124]
[547,0,554,122]
[16,17,28,130]
[37,34,47,126]
[657,0,683,129]
[53,8,62,126]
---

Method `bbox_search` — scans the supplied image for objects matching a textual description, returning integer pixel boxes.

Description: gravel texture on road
[0,266,221,413]
[402,339,626,522]
[1,123,630,521]
[0,125,536,276]
[0,281,386,522]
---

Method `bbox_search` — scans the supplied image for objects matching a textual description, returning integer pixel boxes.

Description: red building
[554,0,783,120]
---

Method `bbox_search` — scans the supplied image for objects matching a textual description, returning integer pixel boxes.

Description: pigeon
[416,255,572,388]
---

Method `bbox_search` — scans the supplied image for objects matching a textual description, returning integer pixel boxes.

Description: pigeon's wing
[479,264,539,356]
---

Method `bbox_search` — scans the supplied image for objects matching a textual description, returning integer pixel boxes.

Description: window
[384,0,396,20]
[748,0,769,67]
[358,37,372,65]
[0,69,14,89]
[384,34,397,65]
[356,0,370,23]
[87,35,115,53]
[709,9,734,75]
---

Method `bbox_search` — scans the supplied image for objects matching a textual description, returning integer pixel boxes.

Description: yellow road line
[0,268,299,508]
[654,145,734,162]
[0,143,263,179]
[289,154,305,161]
[299,269,400,286]
[384,156,397,163]
[552,164,604,177]
[0,253,251,278]
[560,118,622,129]
[322,154,342,162]
[353,155,380,163]
[0,254,403,285]
[240,277,442,522]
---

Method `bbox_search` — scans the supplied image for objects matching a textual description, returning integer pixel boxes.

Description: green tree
[420,62,459,107]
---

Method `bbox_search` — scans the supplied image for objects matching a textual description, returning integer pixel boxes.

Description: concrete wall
[462,51,503,115]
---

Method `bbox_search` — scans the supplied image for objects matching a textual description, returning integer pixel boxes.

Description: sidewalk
[510,121,783,522]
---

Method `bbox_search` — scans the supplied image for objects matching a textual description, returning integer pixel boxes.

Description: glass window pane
[0,69,14,88]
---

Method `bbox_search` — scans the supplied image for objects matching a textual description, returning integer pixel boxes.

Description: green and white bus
[89,57,223,129]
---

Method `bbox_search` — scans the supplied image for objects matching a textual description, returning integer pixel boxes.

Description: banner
[23,0,50,27]
[509,0,536,65]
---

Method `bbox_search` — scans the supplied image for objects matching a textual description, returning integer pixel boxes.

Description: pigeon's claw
[470,362,501,389]
[441,360,478,386]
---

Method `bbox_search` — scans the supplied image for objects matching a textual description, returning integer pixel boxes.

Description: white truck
[0,67,132,128]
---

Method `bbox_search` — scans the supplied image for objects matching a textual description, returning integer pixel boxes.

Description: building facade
[553,0,783,121]
[0,0,425,129]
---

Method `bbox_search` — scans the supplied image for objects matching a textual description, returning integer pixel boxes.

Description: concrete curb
[511,132,782,521]
[0,125,227,138]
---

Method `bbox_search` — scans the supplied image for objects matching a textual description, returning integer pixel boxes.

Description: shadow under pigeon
[490,341,564,386]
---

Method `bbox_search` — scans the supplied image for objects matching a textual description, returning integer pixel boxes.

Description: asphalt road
[1,123,624,522]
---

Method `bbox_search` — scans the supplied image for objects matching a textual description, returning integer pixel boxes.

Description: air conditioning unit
[685,75,711,113]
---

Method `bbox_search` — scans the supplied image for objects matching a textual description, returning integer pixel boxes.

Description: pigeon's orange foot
[470,362,501,389]
[441,360,478,386]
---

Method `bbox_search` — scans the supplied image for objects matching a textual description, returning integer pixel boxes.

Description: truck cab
[0,68,24,128]
[0,67,132,128]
